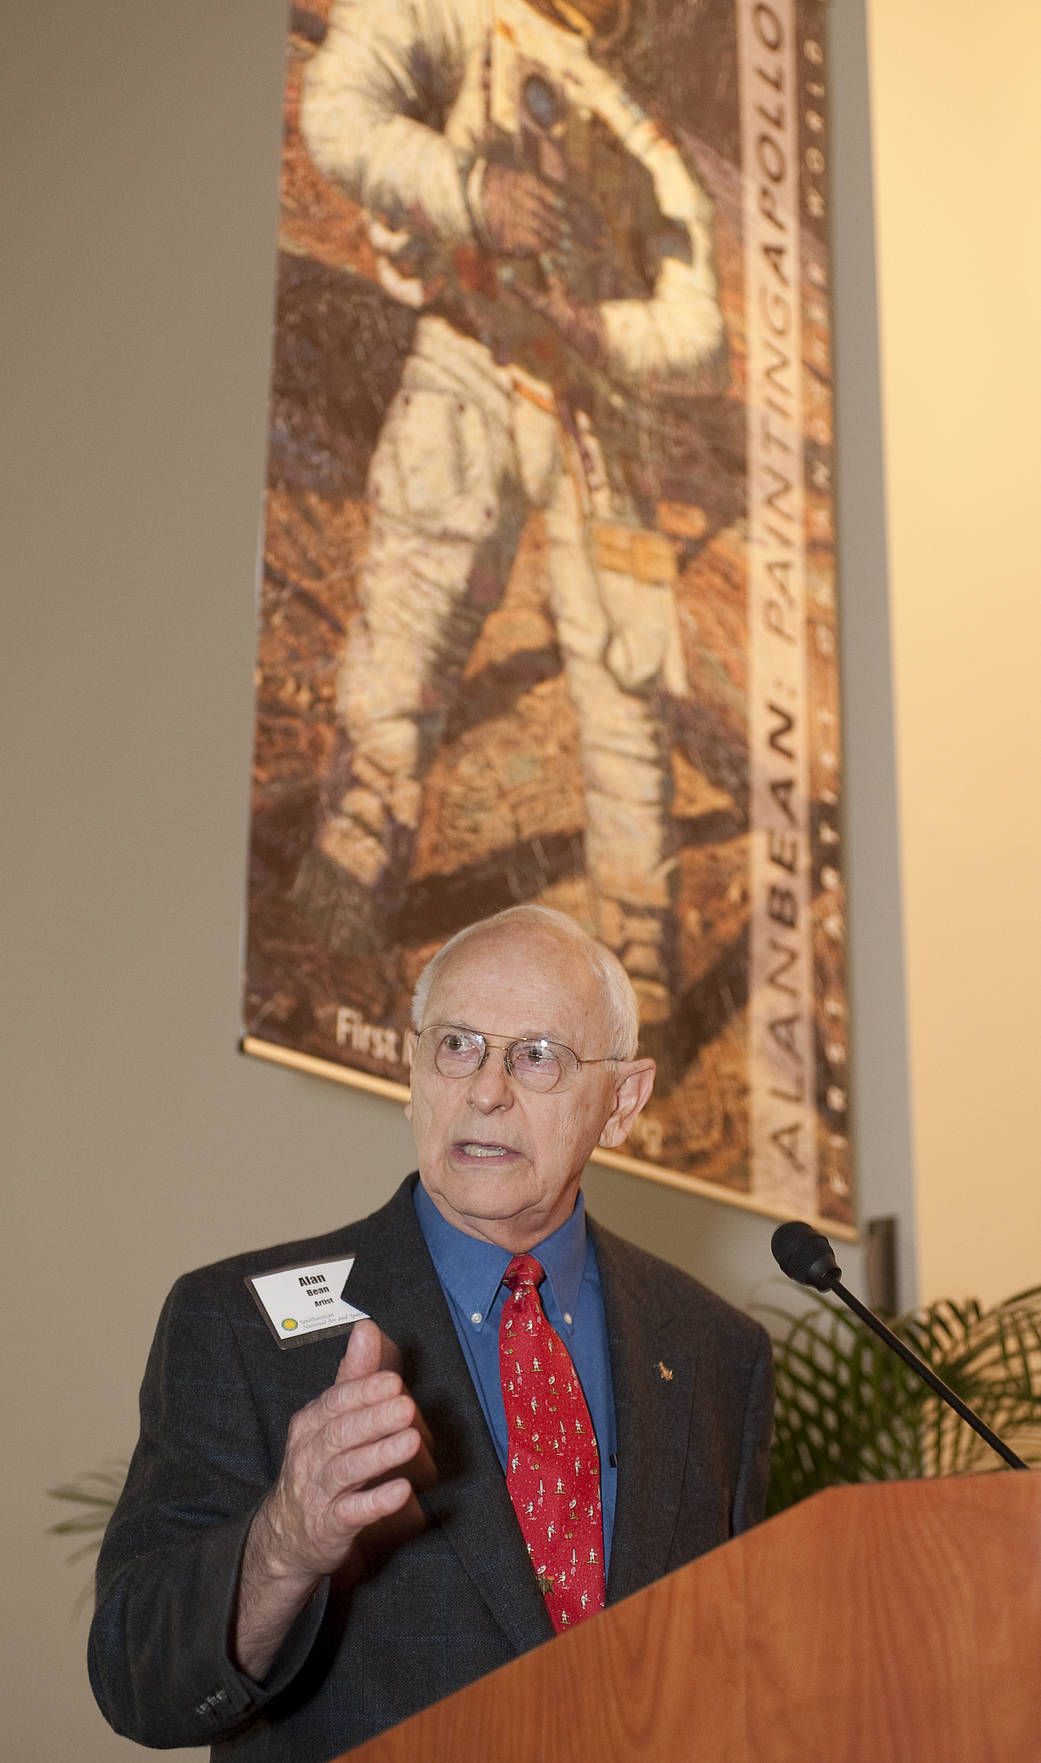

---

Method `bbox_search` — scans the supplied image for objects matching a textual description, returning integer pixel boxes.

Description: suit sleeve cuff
[92,1506,331,1746]
[201,1509,332,1734]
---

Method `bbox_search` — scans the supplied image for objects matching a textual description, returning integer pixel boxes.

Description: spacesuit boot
[291,728,421,959]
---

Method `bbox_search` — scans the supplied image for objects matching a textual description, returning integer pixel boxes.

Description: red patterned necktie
[499,1252,606,1632]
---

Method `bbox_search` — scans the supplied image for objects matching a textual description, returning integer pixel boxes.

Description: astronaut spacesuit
[296,0,727,1020]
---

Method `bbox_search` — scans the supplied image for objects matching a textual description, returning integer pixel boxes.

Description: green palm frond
[47,1464,127,1565]
[47,1462,128,1615]
[765,1284,1041,1515]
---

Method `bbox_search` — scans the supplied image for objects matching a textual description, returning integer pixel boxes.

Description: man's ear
[403,1029,417,1120]
[599,1058,655,1149]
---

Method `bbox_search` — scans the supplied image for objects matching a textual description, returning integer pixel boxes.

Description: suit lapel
[341,1178,554,1654]
[592,1221,696,1604]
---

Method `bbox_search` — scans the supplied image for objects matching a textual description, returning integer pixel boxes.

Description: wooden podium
[338,1471,1041,1763]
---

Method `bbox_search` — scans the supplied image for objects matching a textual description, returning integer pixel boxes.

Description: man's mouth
[455,1141,517,1159]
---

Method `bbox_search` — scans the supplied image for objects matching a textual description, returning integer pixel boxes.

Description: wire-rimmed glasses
[416,1024,616,1093]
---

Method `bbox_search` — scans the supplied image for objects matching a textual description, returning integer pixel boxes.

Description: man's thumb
[335,1317,382,1383]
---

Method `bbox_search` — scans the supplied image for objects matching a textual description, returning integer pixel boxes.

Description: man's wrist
[245,1494,326,1596]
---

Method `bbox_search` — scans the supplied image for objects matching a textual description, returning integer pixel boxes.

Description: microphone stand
[772,1221,1029,1473]
[825,1276,1028,1473]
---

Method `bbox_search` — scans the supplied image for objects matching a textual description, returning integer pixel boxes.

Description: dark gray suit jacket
[89,1176,773,1760]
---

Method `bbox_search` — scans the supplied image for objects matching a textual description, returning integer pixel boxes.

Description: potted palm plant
[765,1283,1041,1516]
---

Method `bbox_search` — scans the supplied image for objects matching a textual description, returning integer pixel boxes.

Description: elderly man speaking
[90,907,773,1758]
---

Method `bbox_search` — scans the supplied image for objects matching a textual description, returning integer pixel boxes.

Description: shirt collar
[413,1180,589,1331]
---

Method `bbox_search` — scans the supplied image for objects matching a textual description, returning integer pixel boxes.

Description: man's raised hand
[233,1321,434,1680]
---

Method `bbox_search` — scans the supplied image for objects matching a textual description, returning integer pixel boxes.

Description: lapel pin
[656,1360,674,1381]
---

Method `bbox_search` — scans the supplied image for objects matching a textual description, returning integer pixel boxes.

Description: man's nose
[465,1045,514,1111]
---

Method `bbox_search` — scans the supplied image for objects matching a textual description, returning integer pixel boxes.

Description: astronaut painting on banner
[292,0,730,1027]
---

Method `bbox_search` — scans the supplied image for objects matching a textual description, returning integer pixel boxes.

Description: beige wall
[6,0,1007,1755]
[866,0,1041,1305]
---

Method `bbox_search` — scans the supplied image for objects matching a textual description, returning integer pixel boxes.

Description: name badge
[246,1256,367,1349]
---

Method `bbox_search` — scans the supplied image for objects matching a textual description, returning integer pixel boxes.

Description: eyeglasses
[416,1025,616,1093]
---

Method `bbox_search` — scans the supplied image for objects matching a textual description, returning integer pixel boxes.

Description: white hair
[410,906,640,1059]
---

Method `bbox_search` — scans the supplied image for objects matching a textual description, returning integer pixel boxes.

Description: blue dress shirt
[413,1182,618,1568]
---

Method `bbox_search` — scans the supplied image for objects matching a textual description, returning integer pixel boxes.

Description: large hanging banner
[242,0,853,1234]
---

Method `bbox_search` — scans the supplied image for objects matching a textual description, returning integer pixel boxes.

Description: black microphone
[771,1221,1028,1473]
